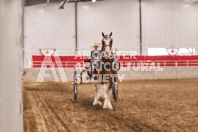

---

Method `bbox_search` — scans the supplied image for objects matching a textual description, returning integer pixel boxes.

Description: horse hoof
[98,101,102,106]
[93,101,98,105]
[103,103,113,110]
[93,101,102,106]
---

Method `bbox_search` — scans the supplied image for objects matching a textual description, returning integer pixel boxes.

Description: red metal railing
[32,55,198,68]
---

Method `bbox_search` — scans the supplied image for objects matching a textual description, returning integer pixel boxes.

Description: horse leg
[93,83,102,105]
[100,83,105,98]
[80,69,86,83]
[103,82,113,109]
[93,71,102,106]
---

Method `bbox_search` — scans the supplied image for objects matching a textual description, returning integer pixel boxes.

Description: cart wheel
[74,67,77,102]
[74,83,77,102]
[112,84,118,102]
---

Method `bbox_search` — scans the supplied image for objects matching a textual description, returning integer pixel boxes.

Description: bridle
[101,36,113,51]
[99,32,120,70]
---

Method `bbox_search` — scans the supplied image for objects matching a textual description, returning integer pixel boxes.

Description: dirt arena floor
[23,79,198,132]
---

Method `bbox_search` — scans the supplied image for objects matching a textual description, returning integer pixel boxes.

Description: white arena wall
[77,0,140,51]
[142,0,198,46]
[22,67,198,82]
[142,0,198,54]
[24,3,76,57]
[22,0,198,81]
[23,0,140,59]
[23,0,198,64]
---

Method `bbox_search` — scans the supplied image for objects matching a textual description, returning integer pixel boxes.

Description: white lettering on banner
[118,74,125,82]
[156,63,163,71]
[141,63,149,71]
[37,59,59,82]
[133,63,141,71]
[36,51,164,82]
[37,53,68,82]
[130,51,137,59]
[54,55,67,82]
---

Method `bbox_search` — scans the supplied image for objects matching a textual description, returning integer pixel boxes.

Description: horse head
[101,32,113,58]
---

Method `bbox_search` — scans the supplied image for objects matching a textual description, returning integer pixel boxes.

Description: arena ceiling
[183,0,198,4]
[25,0,104,6]
[25,0,198,6]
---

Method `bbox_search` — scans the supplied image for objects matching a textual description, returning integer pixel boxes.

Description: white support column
[0,0,22,132]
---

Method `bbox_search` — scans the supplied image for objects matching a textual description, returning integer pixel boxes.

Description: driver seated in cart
[87,42,101,77]
[88,42,117,77]
[90,42,116,63]
[90,42,101,62]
